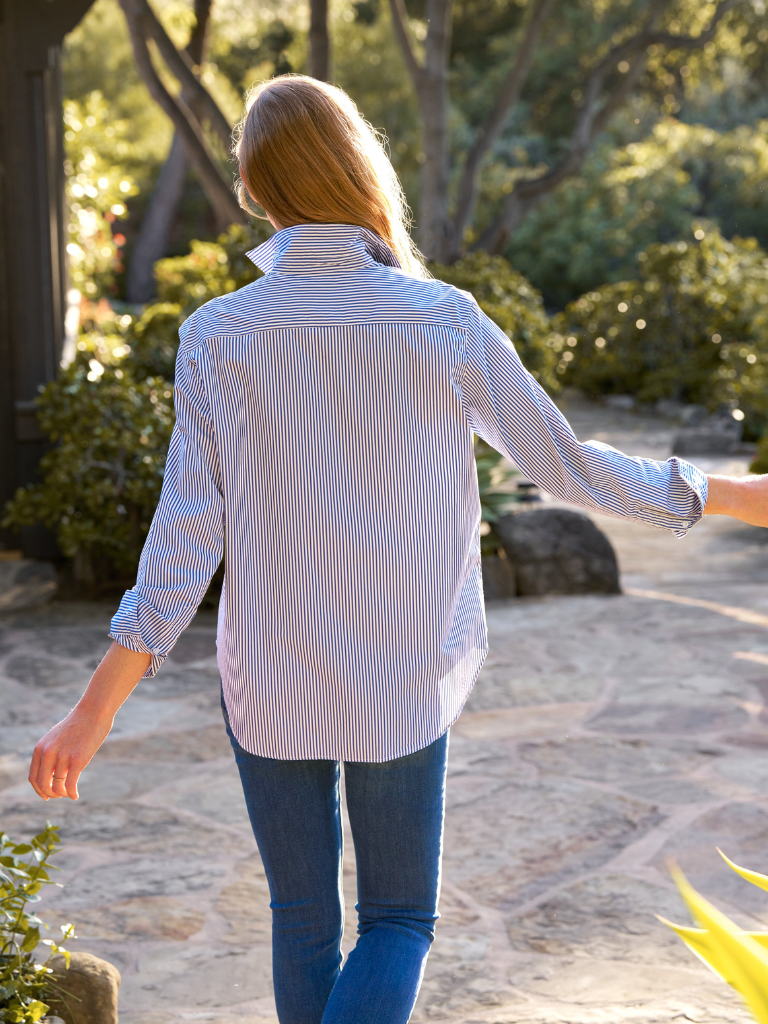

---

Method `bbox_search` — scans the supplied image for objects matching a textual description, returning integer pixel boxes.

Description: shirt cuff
[109,631,167,678]
[110,587,175,678]
[669,456,709,538]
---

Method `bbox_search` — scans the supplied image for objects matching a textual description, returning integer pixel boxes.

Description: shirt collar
[246,222,401,275]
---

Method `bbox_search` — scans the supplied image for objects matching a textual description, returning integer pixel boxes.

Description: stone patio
[2,395,768,1023]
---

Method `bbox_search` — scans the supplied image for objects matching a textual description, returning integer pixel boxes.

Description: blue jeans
[222,697,448,1024]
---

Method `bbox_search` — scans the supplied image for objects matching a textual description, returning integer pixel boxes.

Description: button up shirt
[110,222,708,761]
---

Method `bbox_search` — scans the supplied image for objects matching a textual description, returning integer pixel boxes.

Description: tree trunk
[119,0,244,231]
[126,0,213,303]
[416,0,452,262]
[308,0,330,81]
[126,134,188,302]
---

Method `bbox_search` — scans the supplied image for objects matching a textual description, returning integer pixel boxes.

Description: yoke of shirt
[178,223,476,360]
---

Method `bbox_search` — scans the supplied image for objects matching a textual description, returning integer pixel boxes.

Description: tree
[117,0,244,233]
[387,0,742,262]
[309,0,331,80]
[126,0,214,302]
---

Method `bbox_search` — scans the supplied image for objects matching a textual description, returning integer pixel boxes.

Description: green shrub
[474,436,521,557]
[750,435,768,474]
[2,324,174,586]
[429,251,559,394]
[1,223,272,587]
[505,119,768,308]
[0,824,75,1024]
[154,222,270,314]
[554,226,768,437]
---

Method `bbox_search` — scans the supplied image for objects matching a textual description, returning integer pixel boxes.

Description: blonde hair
[233,75,428,277]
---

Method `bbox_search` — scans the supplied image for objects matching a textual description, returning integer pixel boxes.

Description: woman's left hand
[705,474,768,528]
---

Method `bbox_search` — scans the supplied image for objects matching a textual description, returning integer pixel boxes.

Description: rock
[0,559,56,612]
[45,952,120,1024]
[481,553,517,601]
[671,410,743,455]
[494,508,620,596]
[604,394,635,411]
[672,425,742,455]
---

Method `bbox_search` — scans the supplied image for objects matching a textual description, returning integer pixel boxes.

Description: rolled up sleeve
[459,300,708,538]
[110,343,224,677]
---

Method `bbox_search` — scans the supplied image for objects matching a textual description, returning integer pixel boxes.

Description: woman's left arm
[457,300,768,536]
[705,474,768,527]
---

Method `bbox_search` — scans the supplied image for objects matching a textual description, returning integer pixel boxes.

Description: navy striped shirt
[110,222,708,761]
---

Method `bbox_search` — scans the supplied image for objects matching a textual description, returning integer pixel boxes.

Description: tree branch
[119,0,244,229]
[477,0,738,253]
[121,0,233,153]
[388,0,424,92]
[450,0,554,253]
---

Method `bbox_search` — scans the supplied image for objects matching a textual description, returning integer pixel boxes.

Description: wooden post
[0,0,94,556]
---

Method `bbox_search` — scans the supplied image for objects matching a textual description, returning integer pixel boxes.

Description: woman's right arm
[29,340,225,801]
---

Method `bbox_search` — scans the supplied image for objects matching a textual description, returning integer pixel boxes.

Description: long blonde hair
[233,75,428,277]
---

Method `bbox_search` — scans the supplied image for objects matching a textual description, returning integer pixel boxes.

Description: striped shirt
[110,222,708,761]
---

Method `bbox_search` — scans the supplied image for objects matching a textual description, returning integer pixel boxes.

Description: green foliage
[154,223,271,313]
[553,226,768,437]
[0,825,75,1024]
[430,251,559,393]
[508,119,768,307]
[750,434,768,475]
[2,222,272,585]
[63,92,139,299]
[474,436,520,557]
[2,320,174,584]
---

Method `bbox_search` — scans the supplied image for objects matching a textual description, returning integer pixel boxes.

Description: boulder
[481,553,517,601]
[671,409,743,455]
[494,508,620,596]
[0,559,56,611]
[45,953,120,1024]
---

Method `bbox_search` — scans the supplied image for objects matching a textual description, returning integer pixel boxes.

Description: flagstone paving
[2,395,768,1023]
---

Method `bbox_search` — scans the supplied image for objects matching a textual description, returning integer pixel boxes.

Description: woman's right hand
[29,706,114,801]
[28,640,152,801]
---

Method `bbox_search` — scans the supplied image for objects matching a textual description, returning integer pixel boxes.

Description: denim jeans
[221,695,448,1024]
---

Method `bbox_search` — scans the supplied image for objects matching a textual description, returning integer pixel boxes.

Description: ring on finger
[52,775,66,781]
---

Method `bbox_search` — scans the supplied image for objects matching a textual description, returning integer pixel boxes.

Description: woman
[29,76,768,1024]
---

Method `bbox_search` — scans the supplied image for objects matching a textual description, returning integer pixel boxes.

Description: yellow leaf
[718,849,768,894]
[665,859,768,1024]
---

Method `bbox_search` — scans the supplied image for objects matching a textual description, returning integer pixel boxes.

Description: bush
[474,436,521,557]
[750,435,768,474]
[506,119,768,308]
[2,321,174,586]
[554,226,768,438]
[1,223,271,588]
[429,251,560,394]
[154,222,270,314]
[0,824,75,1024]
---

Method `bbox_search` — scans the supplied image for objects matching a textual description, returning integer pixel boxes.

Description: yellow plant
[659,850,768,1023]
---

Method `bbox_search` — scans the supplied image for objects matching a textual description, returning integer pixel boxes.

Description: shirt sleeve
[109,343,224,677]
[458,299,708,538]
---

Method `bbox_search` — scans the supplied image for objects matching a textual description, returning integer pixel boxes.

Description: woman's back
[116,222,488,761]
